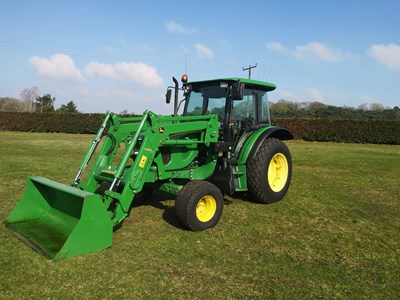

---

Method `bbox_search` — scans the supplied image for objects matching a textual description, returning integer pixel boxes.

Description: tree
[20,87,40,112]
[271,99,299,111]
[35,94,55,112]
[358,103,368,111]
[0,97,26,112]
[307,101,327,110]
[370,103,384,111]
[57,101,78,113]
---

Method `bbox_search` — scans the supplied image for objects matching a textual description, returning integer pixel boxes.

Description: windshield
[184,83,270,125]
[184,85,226,121]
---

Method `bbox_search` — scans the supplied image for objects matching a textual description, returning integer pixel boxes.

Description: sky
[0,0,399,114]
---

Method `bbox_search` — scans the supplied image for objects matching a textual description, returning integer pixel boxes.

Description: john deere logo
[159,127,165,133]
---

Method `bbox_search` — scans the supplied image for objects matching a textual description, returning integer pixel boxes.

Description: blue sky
[1,0,399,114]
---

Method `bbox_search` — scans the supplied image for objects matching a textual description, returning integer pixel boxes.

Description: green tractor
[4,75,293,259]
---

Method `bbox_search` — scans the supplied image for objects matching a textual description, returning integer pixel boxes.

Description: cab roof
[185,77,276,92]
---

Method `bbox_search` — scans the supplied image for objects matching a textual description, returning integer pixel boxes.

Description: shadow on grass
[126,190,235,231]
[130,191,184,230]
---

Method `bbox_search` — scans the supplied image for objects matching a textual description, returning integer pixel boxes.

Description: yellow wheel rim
[196,195,217,222]
[268,153,289,192]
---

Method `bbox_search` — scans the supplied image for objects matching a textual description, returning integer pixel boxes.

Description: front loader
[5,75,293,259]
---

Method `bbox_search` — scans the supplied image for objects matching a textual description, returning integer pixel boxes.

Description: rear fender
[237,126,293,164]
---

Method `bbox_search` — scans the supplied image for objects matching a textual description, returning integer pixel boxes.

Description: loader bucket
[4,176,113,259]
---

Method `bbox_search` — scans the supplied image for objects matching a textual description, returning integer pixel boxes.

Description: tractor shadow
[130,190,183,229]
[129,190,234,230]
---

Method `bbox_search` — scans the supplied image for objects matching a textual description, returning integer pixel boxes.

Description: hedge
[1,112,399,144]
[272,118,400,145]
[0,112,105,134]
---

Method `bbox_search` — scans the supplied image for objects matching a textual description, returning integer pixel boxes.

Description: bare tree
[20,87,41,112]
[370,103,384,111]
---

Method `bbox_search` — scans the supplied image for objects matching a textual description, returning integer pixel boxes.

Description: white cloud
[326,92,348,106]
[166,21,197,34]
[278,90,298,102]
[194,43,214,59]
[84,61,164,88]
[29,53,85,82]
[85,62,119,79]
[266,42,289,54]
[327,92,347,101]
[266,41,350,62]
[305,87,324,102]
[368,43,400,71]
[358,95,379,103]
[295,42,343,62]
[277,88,324,102]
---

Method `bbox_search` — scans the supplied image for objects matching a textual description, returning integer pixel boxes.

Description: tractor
[4,75,293,259]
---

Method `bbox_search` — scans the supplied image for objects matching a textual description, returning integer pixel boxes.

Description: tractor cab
[181,77,277,157]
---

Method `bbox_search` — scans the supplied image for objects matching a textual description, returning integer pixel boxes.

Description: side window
[259,91,270,124]
[231,90,256,127]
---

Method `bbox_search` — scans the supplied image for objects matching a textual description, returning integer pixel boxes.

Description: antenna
[266,67,272,81]
[185,53,188,74]
[242,63,257,79]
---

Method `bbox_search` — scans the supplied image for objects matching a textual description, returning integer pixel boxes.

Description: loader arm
[4,111,219,259]
[76,111,220,226]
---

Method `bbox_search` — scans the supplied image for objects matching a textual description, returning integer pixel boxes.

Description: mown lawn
[0,131,399,299]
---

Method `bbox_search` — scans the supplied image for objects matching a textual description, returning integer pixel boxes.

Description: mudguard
[237,126,293,164]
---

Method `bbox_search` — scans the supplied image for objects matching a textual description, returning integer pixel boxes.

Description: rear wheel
[247,138,292,204]
[175,181,224,231]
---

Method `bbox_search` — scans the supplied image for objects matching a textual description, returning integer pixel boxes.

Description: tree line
[270,99,400,121]
[0,86,78,113]
[1,87,399,121]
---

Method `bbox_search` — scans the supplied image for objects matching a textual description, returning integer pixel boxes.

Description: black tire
[247,138,292,204]
[134,186,153,204]
[175,181,224,231]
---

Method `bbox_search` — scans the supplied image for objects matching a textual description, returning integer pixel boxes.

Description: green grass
[0,131,399,299]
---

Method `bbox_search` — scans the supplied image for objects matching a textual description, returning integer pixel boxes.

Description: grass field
[0,131,399,299]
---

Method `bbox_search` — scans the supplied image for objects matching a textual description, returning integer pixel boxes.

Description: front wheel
[247,138,292,204]
[175,181,224,231]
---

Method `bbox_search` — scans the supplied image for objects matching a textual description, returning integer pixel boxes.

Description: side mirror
[165,89,172,104]
[230,82,244,100]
